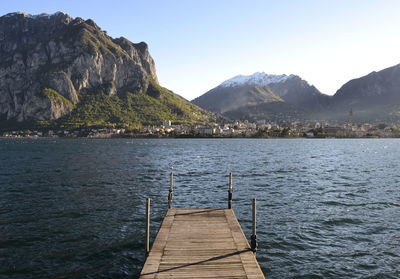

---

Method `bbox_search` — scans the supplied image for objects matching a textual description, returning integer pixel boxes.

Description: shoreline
[0,135,396,139]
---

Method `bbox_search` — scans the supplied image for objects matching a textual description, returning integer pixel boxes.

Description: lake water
[0,138,399,279]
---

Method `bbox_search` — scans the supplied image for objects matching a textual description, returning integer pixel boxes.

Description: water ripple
[0,138,399,279]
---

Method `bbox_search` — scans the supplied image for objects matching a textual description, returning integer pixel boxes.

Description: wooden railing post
[251,198,258,253]
[228,173,233,209]
[146,198,151,257]
[168,172,174,209]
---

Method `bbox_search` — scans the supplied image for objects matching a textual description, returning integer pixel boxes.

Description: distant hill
[193,64,400,123]
[192,84,283,114]
[0,12,214,129]
[192,72,330,121]
[328,64,400,122]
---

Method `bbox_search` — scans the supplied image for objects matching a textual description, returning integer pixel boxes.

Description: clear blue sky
[2,0,400,100]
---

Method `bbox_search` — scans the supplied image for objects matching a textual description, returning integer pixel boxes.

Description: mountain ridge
[325,63,400,122]
[193,64,400,123]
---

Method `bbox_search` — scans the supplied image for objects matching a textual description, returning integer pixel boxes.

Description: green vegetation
[80,27,127,58]
[0,81,213,132]
[42,88,75,109]
[53,17,128,58]
[59,80,214,129]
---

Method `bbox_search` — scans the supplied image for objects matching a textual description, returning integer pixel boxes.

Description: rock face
[0,12,157,121]
[192,72,330,121]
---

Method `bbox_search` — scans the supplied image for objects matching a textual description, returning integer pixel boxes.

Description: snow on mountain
[4,11,68,19]
[220,72,295,88]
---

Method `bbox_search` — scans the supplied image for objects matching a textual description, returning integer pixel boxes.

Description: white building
[162,120,171,127]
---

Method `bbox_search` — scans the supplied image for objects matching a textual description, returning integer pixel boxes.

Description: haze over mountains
[0,12,213,128]
[192,64,400,123]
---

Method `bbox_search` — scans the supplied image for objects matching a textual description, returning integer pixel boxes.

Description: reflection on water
[0,138,399,278]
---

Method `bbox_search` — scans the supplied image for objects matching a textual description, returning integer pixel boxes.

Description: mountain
[192,72,330,121]
[267,76,331,110]
[329,64,400,122]
[0,12,213,127]
[192,84,283,114]
[333,64,400,106]
[223,101,308,123]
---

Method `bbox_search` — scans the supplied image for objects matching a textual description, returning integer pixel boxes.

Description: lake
[0,138,399,278]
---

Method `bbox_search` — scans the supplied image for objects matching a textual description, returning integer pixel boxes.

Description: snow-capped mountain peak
[220,72,294,88]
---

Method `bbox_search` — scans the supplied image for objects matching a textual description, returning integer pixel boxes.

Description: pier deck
[139,208,265,279]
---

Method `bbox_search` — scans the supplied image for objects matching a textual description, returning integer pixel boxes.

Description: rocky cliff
[0,12,159,122]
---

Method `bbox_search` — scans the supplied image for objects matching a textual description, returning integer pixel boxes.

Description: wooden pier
[139,174,265,279]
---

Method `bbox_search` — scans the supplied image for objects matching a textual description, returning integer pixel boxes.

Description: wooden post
[168,172,174,209]
[146,198,151,257]
[251,198,258,253]
[228,173,233,209]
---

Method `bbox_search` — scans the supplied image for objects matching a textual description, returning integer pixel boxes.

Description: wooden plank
[225,210,265,278]
[139,209,176,278]
[139,208,265,279]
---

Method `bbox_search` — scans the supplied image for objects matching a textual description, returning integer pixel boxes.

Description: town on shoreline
[2,120,400,139]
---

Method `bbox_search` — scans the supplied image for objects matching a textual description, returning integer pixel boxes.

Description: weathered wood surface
[139,208,265,279]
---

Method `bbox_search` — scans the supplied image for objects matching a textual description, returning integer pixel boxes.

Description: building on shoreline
[2,120,400,138]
